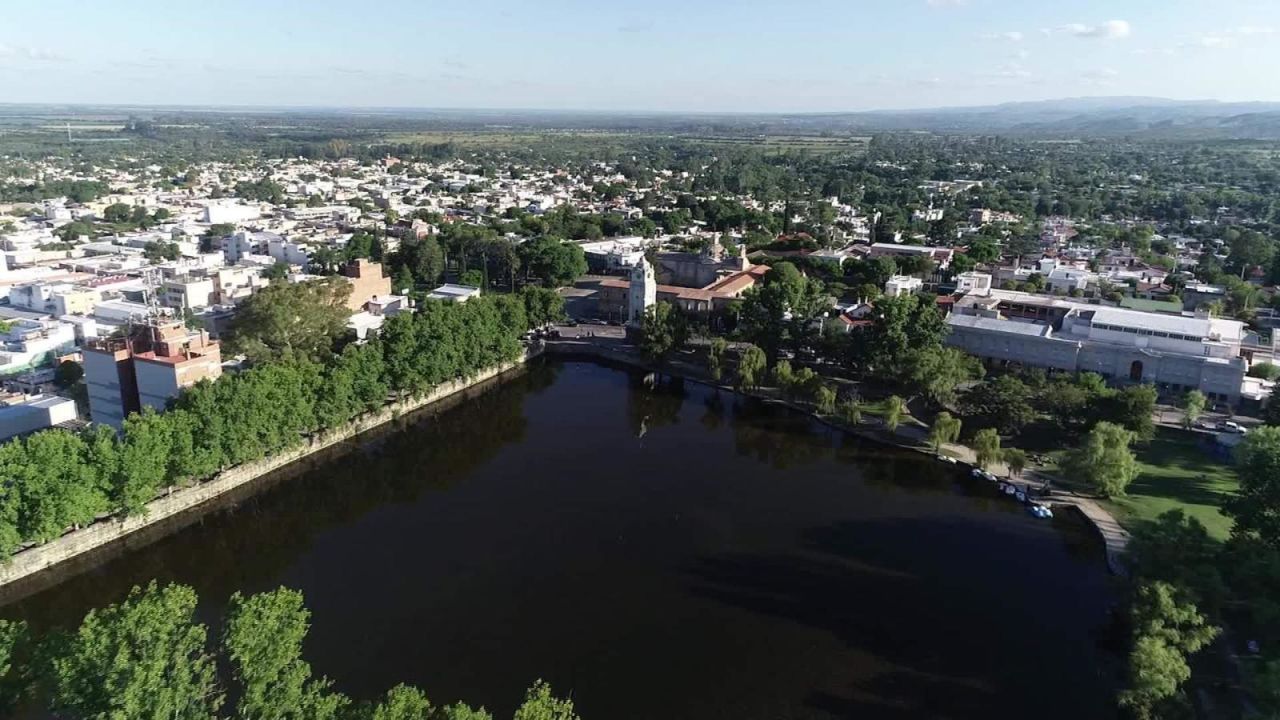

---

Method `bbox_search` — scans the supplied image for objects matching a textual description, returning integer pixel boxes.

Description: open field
[1104,428,1238,538]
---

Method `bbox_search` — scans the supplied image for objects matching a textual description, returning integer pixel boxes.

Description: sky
[4,0,1280,113]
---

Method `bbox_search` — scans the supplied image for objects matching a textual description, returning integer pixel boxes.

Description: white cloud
[0,43,65,61]
[982,31,1024,42]
[1195,34,1233,49]
[1057,20,1131,40]
[991,63,1032,79]
[1081,68,1120,87]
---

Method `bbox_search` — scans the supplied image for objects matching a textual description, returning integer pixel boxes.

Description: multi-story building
[0,319,78,376]
[945,282,1251,404]
[7,282,99,316]
[83,321,222,427]
[340,259,392,312]
[161,276,217,310]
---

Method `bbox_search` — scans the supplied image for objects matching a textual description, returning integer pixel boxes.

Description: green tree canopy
[227,277,354,364]
[1064,421,1139,498]
[51,582,222,720]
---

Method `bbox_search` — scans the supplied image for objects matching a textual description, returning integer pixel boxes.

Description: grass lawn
[1105,428,1238,539]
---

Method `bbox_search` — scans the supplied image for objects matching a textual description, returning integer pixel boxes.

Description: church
[593,237,770,321]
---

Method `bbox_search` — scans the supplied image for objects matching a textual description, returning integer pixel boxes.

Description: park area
[1070,427,1239,539]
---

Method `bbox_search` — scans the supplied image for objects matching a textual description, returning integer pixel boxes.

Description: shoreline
[0,350,539,602]
[545,339,1130,575]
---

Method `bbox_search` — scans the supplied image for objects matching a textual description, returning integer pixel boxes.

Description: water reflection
[2,360,1117,720]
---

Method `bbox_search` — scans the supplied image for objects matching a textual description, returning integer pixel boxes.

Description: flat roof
[1085,307,1244,341]
[948,313,1054,337]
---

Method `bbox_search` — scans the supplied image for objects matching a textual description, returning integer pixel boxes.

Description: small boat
[1028,504,1054,519]
[939,455,957,464]
[972,468,985,478]
[1002,484,1016,496]
[1015,490,1027,503]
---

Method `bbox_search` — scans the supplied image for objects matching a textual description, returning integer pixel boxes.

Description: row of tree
[0,581,579,720]
[0,288,554,558]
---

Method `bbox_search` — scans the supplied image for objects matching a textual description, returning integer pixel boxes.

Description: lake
[2,359,1118,719]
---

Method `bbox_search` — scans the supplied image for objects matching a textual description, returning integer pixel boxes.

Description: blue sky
[4,0,1280,112]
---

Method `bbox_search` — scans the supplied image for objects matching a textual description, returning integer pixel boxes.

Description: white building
[627,258,656,325]
[0,319,77,376]
[161,276,218,310]
[266,238,312,267]
[955,271,993,295]
[946,289,1250,404]
[0,394,78,441]
[203,201,261,225]
[884,275,923,297]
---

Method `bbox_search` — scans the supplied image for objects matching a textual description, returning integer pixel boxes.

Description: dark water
[3,360,1118,719]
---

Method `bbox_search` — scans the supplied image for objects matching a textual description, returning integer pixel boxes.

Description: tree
[838,399,862,425]
[1180,390,1206,430]
[707,337,728,382]
[858,294,947,381]
[518,237,587,287]
[971,428,1002,470]
[371,685,434,720]
[142,240,180,262]
[51,582,222,720]
[1003,448,1028,478]
[772,359,794,392]
[928,411,962,453]
[394,265,415,294]
[512,681,580,720]
[959,376,1036,436]
[224,588,347,720]
[737,262,828,365]
[1129,510,1226,608]
[1097,384,1157,441]
[103,202,133,223]
[1119,581,1219,720]
[815,386,837,414]
[0,619,29,714]
[737,345,766,390]
[53,359,83,389]
[1064,421,1139,498]
[907,347,984,406]
[263,261,290,282]
[227,278,353,364]
[884,395,905,432]
[639,301,689,366]
[1264,385,1280,427]
[1229,426,1280,545]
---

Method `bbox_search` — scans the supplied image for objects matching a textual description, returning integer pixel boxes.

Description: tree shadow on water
[684,516,1118,720]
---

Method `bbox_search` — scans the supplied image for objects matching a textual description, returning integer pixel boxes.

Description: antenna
[141,266,164,322]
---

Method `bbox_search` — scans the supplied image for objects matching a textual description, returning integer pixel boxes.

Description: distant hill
[6,97,1280,139]
[776,97,1280,138]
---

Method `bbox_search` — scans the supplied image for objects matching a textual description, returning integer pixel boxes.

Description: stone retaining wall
[0,352,537,591]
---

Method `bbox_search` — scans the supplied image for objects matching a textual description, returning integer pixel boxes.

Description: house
[884,275,923,297]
